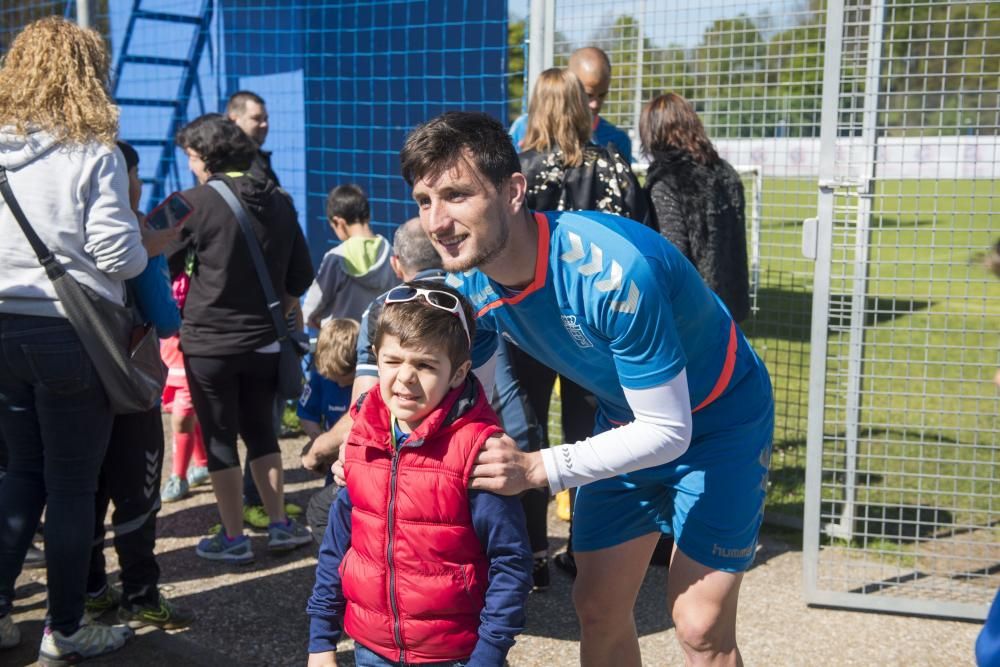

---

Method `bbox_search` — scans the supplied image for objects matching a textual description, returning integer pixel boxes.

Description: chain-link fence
[801,0,999,620]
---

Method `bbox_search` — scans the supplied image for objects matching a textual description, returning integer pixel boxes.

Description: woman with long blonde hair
[519,67,645,219]
[0,16,146,663]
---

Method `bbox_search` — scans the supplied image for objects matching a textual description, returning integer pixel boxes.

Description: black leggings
[184,352,281,472]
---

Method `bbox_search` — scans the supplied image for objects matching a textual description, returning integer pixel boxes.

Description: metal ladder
[112,0,215,206]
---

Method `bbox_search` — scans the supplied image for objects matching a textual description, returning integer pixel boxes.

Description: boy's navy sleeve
[467,489,533,667]
[127,254,180,337]
[355,298,383,378]
[306,486,353,653]
[297,370,324,423]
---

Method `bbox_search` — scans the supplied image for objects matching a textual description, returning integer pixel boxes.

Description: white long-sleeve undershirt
[538,370,693,493]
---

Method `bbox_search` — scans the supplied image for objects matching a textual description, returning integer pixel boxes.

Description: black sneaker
[532,557,550,592]
[553,551,577,578]
[118,593,193,630]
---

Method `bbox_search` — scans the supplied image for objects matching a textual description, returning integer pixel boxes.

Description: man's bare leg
[574,532,660,667]
[667,546,744,667]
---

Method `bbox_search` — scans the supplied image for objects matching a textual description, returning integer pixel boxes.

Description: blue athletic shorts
[572,363,774,573]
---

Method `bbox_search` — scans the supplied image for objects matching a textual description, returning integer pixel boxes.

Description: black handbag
[208,179,307,400]
[0,166,165,414]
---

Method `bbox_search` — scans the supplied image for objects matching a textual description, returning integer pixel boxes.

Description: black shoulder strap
[207,179,287,340]
[0,166,66,280]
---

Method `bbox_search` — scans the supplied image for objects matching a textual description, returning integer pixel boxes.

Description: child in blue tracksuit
[300,319,359,542]
[298,319,358,446]
[83,142,191,630]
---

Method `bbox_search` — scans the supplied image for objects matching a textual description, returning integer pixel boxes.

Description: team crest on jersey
[561,314,593,349]
[298,382,311,406]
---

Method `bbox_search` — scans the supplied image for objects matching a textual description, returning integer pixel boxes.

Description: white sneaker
[0,613,19,649]
[38,619,132,666]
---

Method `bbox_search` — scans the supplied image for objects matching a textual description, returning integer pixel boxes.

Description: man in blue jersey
[510,46,633,163]
[400,111,773,666]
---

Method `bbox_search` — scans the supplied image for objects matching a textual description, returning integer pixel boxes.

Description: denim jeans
[353,642,467,667]
[0,314,113,634]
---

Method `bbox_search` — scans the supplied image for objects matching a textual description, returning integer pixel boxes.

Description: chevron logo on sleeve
[559,232,639,314]
[611,281,640,314]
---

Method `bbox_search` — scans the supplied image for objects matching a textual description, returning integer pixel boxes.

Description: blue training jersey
[450,210,761,427]
[297,370,352,429]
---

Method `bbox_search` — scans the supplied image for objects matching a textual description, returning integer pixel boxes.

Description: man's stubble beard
[442,217,510,274]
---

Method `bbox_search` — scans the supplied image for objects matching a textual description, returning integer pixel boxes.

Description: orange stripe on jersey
[475,211,550,318]
[692,319,738,413]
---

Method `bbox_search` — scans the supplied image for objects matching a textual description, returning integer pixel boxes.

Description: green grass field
[742,178,998,541]
[550,178,999,547]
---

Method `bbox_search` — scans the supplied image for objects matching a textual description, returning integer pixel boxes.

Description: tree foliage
[1,1,112,54]
[508,18,526,119]
[537,0,996,138]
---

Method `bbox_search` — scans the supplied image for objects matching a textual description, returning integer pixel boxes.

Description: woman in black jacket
[169,115,314,563]
[640,92,750,323]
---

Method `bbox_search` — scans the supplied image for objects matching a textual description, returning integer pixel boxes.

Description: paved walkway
[4,436,984,666]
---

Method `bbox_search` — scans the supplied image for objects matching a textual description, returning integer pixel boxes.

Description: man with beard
[399,111,774,667]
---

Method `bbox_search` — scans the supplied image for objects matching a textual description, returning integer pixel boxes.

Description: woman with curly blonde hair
[0,16,146,664]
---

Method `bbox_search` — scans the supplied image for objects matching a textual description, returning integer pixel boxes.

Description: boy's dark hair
[400,111,521,189]
[226,90,265,115]
[326,184,370,223]
[116,140,139,171]
[175,113,256,174]
[374,280,475,371]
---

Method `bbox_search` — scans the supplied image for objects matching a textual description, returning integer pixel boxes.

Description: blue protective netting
[1,0,511,266]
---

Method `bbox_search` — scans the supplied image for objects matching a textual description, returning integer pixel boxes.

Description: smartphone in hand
[146,192,194,231]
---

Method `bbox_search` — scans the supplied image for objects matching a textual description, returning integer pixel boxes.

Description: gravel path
[5,431,983,666]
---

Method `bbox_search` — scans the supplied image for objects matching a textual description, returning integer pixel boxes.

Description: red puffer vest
[341,377,503,664]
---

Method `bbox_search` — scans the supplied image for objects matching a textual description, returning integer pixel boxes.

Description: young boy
[302,184,398,329]
[306,281,533,667]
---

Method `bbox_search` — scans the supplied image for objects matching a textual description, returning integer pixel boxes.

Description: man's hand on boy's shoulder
[469,433,548,495]
[307,651,338,667]
[331,444,347,487]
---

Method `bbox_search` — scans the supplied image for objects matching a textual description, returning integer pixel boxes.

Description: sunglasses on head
[383,285,471,347]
